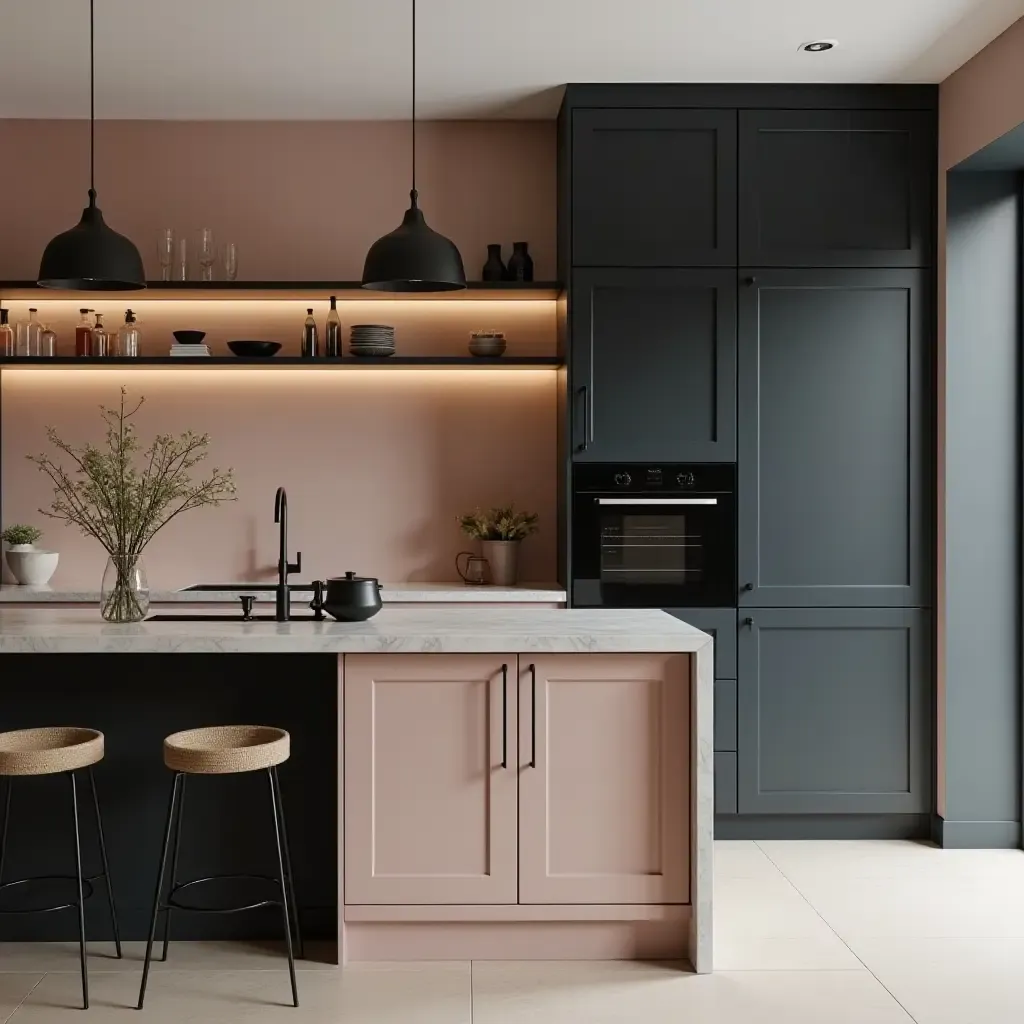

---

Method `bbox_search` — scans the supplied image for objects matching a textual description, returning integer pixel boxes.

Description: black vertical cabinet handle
[529,663,537,768]
[743,617,754,627]
[745,275,757,285]
[575,385,590,452]
[500,663,508,769]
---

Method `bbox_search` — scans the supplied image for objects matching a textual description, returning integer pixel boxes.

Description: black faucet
[274,487,302,621]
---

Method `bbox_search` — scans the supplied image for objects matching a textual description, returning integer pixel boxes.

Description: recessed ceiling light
[799,40,837,53]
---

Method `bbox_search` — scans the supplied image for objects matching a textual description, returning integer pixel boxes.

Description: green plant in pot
[1,524,59,586]
[458,504,538,586]
[28,387,236,622]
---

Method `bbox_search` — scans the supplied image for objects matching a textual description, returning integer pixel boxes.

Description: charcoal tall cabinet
[558,85,937,838]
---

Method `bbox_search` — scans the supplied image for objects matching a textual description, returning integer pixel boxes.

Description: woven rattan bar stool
[0,727,122,1010]
[137,725,302,1010]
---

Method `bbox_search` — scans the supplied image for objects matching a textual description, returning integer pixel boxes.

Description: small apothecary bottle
[117,309,140,357]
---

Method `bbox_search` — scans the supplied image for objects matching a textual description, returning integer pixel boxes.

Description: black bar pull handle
[500,663,508,769]
[529,663,537,768]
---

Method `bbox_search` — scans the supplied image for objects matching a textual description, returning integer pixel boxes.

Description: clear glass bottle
[117,309,140,357]
[75,308,94,357]
[302,307,318,358]
[325,295,342,357]
[91,313,110,358]
[0,309,14,357]
[17,308,42,357]
[39,322,57,357]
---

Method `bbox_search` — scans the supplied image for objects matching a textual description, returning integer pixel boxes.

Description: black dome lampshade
[362,0,466,292]
[37,0,145,291]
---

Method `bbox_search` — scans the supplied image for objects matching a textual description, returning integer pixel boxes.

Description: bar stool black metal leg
[267,769,299,1008]
[160,774,187,962]
[87,767,122,960]
[270,766,304,960]
[0,778,11,885]
[138,772,183,1011]
[69,772,88,1010]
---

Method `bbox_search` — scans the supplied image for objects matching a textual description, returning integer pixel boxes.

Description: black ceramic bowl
[172,330,206,345]
[227,340,282,358]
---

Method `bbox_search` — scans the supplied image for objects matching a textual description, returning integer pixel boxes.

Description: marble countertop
[0,582,567,605]
[0,607,710,655]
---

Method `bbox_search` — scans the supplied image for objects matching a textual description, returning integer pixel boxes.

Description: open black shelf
[0,355,562,368]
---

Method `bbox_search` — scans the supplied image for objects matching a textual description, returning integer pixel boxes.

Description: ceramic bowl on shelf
[469,331,506,357]
[172,330,206,346]
[227,341,282,358]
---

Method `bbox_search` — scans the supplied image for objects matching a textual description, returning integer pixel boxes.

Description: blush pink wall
[0,120,559,588]
[0,119,555,281]
[2,369,558,588]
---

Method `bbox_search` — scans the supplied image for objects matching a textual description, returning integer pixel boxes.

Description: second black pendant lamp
[362,0,466,292]
[38,0,145,290]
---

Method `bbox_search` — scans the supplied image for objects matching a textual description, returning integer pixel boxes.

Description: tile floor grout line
[2,972,45,1024]
[751,841,924,1024]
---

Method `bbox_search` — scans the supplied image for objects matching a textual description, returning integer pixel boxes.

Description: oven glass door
[574,496,734,607]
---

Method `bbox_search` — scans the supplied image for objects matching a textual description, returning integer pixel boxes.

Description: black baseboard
[714,813,931,840]
[931,815,1021,849]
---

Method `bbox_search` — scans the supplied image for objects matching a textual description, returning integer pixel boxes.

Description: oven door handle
[595,498,719,505]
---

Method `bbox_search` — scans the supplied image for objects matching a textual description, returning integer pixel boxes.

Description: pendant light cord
[411,0,417,200]
[89,0,96,203]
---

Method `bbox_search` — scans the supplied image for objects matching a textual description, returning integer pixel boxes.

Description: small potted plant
[1,524,59,586]
[458,504,538,586]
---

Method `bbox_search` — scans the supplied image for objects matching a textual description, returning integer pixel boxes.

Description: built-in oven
[572,463,735,608]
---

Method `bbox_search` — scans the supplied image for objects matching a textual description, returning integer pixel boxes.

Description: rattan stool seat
[0,728,104,777]
[163,725,290,775]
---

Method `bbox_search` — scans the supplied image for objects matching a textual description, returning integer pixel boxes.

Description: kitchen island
[0,607,712,971]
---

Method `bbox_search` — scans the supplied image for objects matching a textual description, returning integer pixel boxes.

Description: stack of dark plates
[349,324,395,358]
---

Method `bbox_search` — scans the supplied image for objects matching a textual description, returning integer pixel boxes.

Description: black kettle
[311,572,383,621]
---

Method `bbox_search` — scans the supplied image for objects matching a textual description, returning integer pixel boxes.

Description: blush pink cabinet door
[518,654,690,904]
[344,654,518,905]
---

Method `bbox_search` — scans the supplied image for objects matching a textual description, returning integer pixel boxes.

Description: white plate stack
[169,344,211,357]
[349,324,395,358]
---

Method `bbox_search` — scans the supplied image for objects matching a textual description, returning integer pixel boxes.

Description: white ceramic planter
[5,545,59,586]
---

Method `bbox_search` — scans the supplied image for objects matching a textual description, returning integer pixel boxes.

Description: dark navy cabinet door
[737,269,927,607]
[739,109,933,267]
[572,108,737,267]
[736,608,931,815]
[572,268,737,462]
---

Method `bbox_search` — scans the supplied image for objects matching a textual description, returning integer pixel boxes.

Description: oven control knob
[613,472,632,487]
[676,472,696,487]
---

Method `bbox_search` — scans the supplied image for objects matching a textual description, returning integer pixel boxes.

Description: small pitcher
[456,552,490,585]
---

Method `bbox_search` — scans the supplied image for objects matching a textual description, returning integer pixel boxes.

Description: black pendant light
[38,0,145,290]
[362,0,466,292]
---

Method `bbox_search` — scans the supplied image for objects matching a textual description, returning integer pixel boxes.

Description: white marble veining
[0,582,567,605]
[0,606,709,656]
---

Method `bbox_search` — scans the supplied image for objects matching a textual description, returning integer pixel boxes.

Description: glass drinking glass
[222,242,238,282]
[176,238,188,281]
[158,229,175,282]
[198,228,216,282]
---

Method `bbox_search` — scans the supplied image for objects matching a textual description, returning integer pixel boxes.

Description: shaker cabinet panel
[572,268,737,462]
[572,108,737,267]
[736,608,931,815]
[737,269,927,607]
[665,608,737,678]
[344,654,518,905]
[739,109,933,267]
[518,654,690,904]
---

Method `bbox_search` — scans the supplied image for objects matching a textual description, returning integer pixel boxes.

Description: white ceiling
[2,0,1022,120]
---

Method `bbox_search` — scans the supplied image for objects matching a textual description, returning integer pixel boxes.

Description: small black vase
[505,241,533,282]
[482,244,506,282]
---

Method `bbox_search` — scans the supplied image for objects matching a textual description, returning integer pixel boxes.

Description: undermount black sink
[146,613,321,622]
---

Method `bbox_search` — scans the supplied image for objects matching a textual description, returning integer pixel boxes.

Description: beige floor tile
[714,840,785,880]
[714,933,863,971]
[714,872,837,939]
[847,936,1024,1024]
[10,963,471,1022]
[790,875,1024,938]
[0,976,43,1024]
[471,962,913,1023]
[0,940,337,974]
